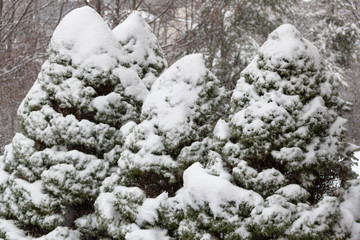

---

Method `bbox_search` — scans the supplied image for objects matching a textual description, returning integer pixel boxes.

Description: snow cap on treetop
[112,11,152,41]
[259,23,321,67]
[112,10,168,89]
[51,6,125,65]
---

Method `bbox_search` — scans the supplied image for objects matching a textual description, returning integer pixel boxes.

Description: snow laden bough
[0,6,149,239]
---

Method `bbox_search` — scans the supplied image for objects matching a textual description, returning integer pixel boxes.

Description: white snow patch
[95,192,121,221]
[178,162,263,217]
[113,66,149,102]
[14,179,45,206]
[126,227,169,240]
[137,192,168,225]
[0,219,29,240]
[120,121,137,138]
[352,151,360,177]
[213,119,230,140]
[341,180,360,220]
[0,154,9,186]
[275,184,310,202]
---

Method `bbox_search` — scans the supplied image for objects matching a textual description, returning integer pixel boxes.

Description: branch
[148,0,175,24]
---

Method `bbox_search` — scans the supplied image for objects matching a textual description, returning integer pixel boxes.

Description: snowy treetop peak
[153,53,208,87]
[113,11,151,40]
[259,24,321,67]
[50,6,122,64]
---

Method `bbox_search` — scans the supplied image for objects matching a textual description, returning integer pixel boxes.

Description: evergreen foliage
[0,6,359,240]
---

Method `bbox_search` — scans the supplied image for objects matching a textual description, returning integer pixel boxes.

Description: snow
[140,54,214,150]
[259,24,321,67]
[178,162,263,217]
[301,96,327,122]
[142,54,207,131]
[113,11,167,89]
[92,92,123,113]
[0,219,28,240]
[275,184,310,202]
[0,221,80,240]
[38,227,81,240]
[1,7,359,239]
[125,227,169,240]
[18,81,48,117]
[341,180,360,220]
[51,6,126,65]
[0,155,9,186]
[120,121,137,138]
[256,168,285,187]
[120,53,222,174]
[136,192,168,225]
[213,119,230,140]
[113,11,153,53]
[118,149,178,172]
[112,66,149,102]
[271,147,304,165]
[352,151,360,176]
[287,196,339,235]
[231,97,294,140]
[14,179,45,206]
[251,194,293,231]
[95,192,122,221]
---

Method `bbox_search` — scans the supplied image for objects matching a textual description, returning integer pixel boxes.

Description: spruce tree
[113,11,168,90]
[0,6,148,238]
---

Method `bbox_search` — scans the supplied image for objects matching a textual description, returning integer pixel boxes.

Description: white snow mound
[51,6,124,64]
[178,162,264,217]
[259,24,321,66]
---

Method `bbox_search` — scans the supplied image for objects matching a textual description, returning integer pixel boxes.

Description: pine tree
[0,6,148,238]
[113,11,168,90]
[75,54,226,239]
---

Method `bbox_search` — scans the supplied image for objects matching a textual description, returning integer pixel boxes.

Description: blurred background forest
[0,0,359,154]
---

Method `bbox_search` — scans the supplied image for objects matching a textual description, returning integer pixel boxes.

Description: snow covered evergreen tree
[71,23,360,240]
[225,24,359,239]
[228,23,356,200]
[0,6,148,238]
[75,54,227,239]
[0,5,359,240]
[113,11,168,90]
